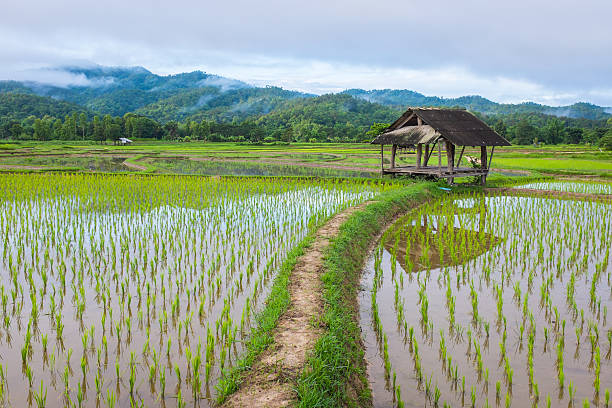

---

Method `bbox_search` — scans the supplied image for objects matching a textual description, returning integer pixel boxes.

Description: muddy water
[0,181,375,408]
[360,195,612,407]
[514,181,612,195]
[151,158,377,178]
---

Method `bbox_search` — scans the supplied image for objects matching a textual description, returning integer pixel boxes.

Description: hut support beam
[446,141,455,184]
[438,142,442,176]
[455,145,465,168]
[487,146,496,171]
[424,145,430,167]
[380,145,384,172]
[480,146,488,185]
[391,144,397,168]
[416,144,422,169]
[424,141,437,166]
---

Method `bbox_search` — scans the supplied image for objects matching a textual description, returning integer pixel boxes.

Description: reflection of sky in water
[514,181,612,195]
[0,184,375,407]
[362,195,612,408]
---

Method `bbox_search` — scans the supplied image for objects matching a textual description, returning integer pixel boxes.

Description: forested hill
[342,89,612,121]
[1,65,611,145]
[0,93,90,121]
[2,65,611,122]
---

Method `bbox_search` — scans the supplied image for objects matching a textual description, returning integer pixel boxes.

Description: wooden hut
[371,108,511,184]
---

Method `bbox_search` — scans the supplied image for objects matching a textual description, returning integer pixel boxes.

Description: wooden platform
[382,166,488,179]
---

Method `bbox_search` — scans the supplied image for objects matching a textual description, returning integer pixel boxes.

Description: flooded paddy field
[0,173,395,407]
[150,158,377,178]
[514,181,612,195]
[360,192,612,407]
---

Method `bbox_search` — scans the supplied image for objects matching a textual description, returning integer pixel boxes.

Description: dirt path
[222,202,369,408]
[0,164,46,170]
[122,158,147,171]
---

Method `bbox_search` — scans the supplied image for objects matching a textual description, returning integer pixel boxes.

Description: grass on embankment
[296,182,447,407]
[215,227,319,402]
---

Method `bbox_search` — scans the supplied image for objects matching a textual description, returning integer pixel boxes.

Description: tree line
[1,110,611,148]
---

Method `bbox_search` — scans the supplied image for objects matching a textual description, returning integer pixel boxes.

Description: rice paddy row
[0,173,398,407]
[361,190,612,407]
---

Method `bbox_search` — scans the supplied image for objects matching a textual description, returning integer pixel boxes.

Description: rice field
[0,173,395,407]
[360,192,612,407]
[514,181,612,195]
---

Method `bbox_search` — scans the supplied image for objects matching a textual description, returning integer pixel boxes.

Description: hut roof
[371,108,511,147]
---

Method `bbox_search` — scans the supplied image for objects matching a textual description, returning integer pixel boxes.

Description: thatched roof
[371,108,511,147]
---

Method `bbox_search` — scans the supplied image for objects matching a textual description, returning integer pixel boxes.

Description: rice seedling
[362,189,612,407]
[0,173,394,407]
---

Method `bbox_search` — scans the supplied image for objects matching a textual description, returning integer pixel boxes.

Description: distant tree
[493,119,507,137]
[542,118,566,144]
[79,113,88,140]
[565,127,583,144]
[93,116,104,143]
[512,120,539,145]
[10,123,23,139]
[366,122,390,139]
[600,130,612,150]
[164,121,179,140]
[33,118,52,141]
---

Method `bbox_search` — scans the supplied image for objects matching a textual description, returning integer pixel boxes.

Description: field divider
[294,182,445,407]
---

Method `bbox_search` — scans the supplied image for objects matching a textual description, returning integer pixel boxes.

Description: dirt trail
[222,202,369,408]
[122,159,147,171]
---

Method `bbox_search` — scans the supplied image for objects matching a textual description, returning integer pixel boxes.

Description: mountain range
[1,65,610,125]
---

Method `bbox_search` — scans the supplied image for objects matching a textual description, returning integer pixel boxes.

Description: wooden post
[446,141,454,184]
[438,141,442,176]
[416,144,422,169]
[480,146,488,185]
[380,144,384,173]
[390,144,397,168]
[424,145,429,167]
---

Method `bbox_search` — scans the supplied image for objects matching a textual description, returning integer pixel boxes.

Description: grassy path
[221,203,370,407]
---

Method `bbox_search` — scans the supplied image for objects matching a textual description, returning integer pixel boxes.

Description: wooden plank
[455,145,465,168]
[393,112,415,130]
[487,146,495,173]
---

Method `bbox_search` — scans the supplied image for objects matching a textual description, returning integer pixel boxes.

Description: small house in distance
[118,137,133,145]
[371,108,511,184]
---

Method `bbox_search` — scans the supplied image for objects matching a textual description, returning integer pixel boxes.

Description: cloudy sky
[1,0,611,106]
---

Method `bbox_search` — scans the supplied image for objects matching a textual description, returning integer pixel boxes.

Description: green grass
[214,224,319,403]
[296,182,444,407]
[1,140,610,178]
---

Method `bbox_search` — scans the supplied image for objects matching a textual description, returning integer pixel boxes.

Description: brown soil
[222,203,369,408]
[0,164,46,170]
[122,159,147,171]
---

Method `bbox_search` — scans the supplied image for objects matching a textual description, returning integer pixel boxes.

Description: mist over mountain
[1,65,611,128]
[342,89,612,121]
